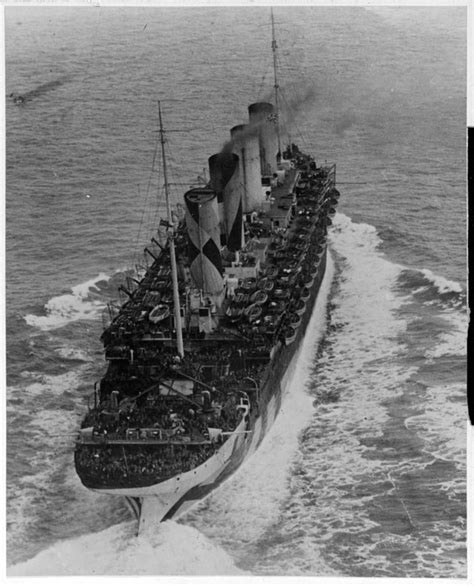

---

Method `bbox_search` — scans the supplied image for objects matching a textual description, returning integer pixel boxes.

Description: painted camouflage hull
[92,250,328,532]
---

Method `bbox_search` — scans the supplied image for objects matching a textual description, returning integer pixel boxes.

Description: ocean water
[5,5,467,578]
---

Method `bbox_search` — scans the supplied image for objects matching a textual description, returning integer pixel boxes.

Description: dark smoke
[219,122,260,156]
[216,86,319,156]
[278,86,318,134]
[208,152,239,194]
[9,75,71,104]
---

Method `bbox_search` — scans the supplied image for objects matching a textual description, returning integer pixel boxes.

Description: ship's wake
[8,213,466,577]
[180,253,335,571]
[260,212,467,578]
[9,248,335,577]
[8,520,247,576]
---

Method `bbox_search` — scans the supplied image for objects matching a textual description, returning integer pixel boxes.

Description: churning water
[5,5,467,578]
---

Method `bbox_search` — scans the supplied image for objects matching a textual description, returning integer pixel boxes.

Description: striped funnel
[230,124,262,212]
[208,152,243,252]
[184,188,223,295]
[248,102,278,177]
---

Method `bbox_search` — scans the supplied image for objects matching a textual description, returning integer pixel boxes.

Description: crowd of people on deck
[76,357,266,489]
[91,392,241,440]
[82,359,261,442]
[75,443,217,487]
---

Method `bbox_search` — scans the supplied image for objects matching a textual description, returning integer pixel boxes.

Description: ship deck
[268,167,299,225]
[79,438,212,446]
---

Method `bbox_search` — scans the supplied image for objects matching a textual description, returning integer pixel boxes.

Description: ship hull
[92,249,332,531]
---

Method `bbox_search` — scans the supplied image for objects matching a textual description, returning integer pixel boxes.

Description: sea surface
[5,5,468,578]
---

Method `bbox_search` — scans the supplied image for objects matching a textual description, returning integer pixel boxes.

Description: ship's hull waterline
[91,249,332,531]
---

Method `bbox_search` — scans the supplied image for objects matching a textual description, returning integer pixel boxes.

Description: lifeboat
[311,249,325,262]
[292,298,306,316]
[149,304,170,324]
[234,292,250,305]
[250,290,268,305]
[288,313,302,328]
[304,273,315,287]
[311,255,322,268]
[284,326,297,345]
[328,207,337,217]
[257,277,275,293]
[244,303,263,322]
[300,287,310,301]
[265,266,279,279]
[241,277,257,292]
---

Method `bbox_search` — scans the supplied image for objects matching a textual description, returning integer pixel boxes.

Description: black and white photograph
[4,0,469,579]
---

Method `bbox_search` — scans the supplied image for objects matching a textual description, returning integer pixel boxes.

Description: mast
[271,8,281,157]
[158,101,184,358]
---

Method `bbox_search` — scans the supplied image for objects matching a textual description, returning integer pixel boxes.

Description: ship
[74,11,340,533]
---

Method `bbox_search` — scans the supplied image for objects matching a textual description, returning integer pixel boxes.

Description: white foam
[24,272,111,331]
[420,268,464,295]
[260,214,468,578]
[329,213,407,367]
[56,347,90,361]
[71,272,111,297]
[16,369,85,399]
[183,253,335,549]
[8,254,336,576]
[7,405,83,563]
[425,309,467,359]
[404,383,466,468]
[7,369,88,540]
[28,408,79,442]
[272,213,422,558]
[8,521,247,576]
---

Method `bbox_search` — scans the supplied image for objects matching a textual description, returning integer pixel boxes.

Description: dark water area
[5,5,467,578]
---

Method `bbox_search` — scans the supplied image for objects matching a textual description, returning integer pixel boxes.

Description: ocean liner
[74,13,340,532]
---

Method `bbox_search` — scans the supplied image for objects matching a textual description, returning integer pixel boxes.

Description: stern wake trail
[180,254,336,570]
[8,520,248,576]
[8,253,336,576]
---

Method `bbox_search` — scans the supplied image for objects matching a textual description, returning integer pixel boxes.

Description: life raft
[284,326,297,345]
[293,299,307,316]
[244,303,262,322]
[149,304,170,324]
[257,277,275,293]
[250,290,269,305]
